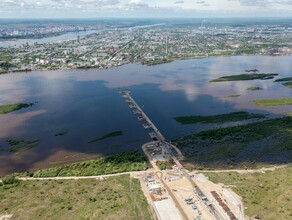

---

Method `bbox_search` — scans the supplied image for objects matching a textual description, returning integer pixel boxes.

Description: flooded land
[1,55,292,175]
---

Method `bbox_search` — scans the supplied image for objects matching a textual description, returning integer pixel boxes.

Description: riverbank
[12,151,148,178]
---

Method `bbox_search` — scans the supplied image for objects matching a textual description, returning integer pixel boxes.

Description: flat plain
[0,175,151,220]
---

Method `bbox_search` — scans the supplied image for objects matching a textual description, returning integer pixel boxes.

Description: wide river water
[0,30,101,47]
[0,55,292,174]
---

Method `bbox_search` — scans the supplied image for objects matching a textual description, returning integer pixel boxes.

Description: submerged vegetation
[175,117,292,168]
[210,73,278,82]
[253,97,292,106]
[1,139,40,154]
[54,131,68,137]
[0,103,34,114]
[88,130,123,143]
[204,166,292,220]
[19,151,147,177]
[0,175,151,220]
[174,111,266,124]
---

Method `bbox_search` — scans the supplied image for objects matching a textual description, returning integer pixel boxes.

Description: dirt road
[197,165,287,174]
[17,170,147,181]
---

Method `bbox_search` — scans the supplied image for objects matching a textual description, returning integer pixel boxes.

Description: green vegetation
[76,65,99,69]
[247,86,262,90]
[175,117,292,168]
[0,103,34,114]
[0,175,151,220]
[0,62,14,69]
[274,77,292,82]
[1,175,20,186]
[156,160,175,170]
[253,97,292,106]
[174,111,266,124]
[226,94,241,98]
[274,75,292,88]
[1,139,40,154]
[20,151,147,177]
[141,58,173,66]
[11,68,32,73]
[283,111,292,116]
[204,166,292,220]
[54,131,68,137]
[210,73,278,82]
[283,82,292,88]
[88,130,123,143]
[0,69,8,74]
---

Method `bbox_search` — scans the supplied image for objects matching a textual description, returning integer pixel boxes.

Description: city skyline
[1,0,292,19]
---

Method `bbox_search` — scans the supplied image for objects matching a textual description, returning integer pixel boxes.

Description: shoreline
[1,53,291,76]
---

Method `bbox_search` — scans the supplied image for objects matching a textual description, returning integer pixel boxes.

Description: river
[0,55,291,174]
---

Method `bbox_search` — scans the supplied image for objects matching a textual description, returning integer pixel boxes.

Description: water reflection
[0,55,291,174]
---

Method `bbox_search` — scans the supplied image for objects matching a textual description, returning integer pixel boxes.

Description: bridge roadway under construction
[121,90,235,220]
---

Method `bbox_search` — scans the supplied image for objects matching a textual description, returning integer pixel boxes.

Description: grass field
[174,111,266,124]
[175,117,292,168]
[209,73,278,82]
[253,97,292,106]
[0,103,34,114]
[19,151,148,178]
[88,130,123,143]
[204,166,292,220]
[0,175,152,220]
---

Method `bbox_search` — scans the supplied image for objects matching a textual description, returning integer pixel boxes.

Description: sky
[0,0,292,18]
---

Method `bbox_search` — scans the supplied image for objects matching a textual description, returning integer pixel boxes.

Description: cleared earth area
[204,166,292,220]
[175,117,292,169]
[0,175,151,220]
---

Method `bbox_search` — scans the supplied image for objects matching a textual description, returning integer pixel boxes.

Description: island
[274,77,292,82]
[174,111,266,124]
[283,82,292,88]
[247,86,262,90]
[0,103,35,114]
[226,94,241,98]
[210,73,278,82]
[253,97,292,106]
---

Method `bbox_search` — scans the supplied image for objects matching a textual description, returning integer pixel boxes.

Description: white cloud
[129,0,143,3]
[0,0,292,18]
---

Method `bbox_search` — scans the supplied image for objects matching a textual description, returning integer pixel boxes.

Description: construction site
[139,142,243,220]
[121,90,245,220]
